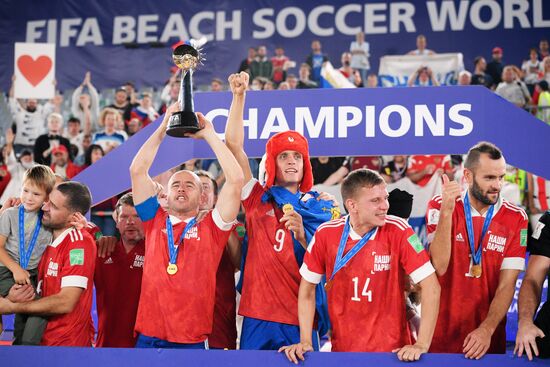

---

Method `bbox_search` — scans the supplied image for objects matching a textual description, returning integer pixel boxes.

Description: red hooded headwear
[264,131,313,192]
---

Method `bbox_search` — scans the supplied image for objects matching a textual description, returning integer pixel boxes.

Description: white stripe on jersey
[300,263,323,284]
[385,216,408,231]
[409,261,436,284]
[68,229,83,242]
[317,218,346,232]
[306,236,316,253]
[502,201,528,221]
[501,257,526,271]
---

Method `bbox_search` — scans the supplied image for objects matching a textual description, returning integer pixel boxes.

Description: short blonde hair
[47,113,64,126]
[23,165,56,195]
[99,107,121,127]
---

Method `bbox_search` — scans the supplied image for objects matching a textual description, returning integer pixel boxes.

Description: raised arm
[71,84,83,118]
[130,102,178,205]
[429,175,461,275]
[225,72,253,183]
[82,104,92,136]
[86,75,100,118]
[8,75,24,111]
[188,113,244,223]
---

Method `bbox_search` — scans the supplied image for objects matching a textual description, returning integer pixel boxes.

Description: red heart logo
[17,55,52,87]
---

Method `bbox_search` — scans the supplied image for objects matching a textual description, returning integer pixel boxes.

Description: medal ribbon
[18,206,43,270]
[329,216,376,282]
[166,216,197,265]
[463,192,494,266]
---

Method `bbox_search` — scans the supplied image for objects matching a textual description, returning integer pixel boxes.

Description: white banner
[14,42,55,99]
[378,53,464,87]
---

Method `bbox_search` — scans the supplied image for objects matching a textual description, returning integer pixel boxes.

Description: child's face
[21,181,48,212]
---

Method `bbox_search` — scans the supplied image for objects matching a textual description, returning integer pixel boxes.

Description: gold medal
[470,264,482,277]
[324,280,333,291]
[167,263,178,275]
[282,204,294,215]
[330,207,341,220]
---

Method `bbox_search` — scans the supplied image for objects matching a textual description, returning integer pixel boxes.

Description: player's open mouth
[285,169,297,173]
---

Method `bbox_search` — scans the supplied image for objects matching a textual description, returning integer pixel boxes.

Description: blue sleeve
[135,196,160,222]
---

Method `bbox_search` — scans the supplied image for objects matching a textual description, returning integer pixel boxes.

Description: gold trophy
[167,40,203,137]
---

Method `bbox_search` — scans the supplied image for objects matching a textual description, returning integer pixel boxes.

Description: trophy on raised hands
[166,39,205,137]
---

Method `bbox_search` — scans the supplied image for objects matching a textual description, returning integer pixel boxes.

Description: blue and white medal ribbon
[18,206,42,270]
[325,216,376,290]
[463,192,494,277]
[165,216,197,275]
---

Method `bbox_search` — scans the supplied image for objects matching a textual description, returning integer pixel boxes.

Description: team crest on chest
[132,255,144,268]
[486,233,507,253]
[47,259,59,277]
[162,226,200,241]
[372,251,391,272]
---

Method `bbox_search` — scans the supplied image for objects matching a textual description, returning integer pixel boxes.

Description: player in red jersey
[427,142,528,358]
[280,169,440,362]
[195,170,244,349]
[225,72,337,350]
[407,155,453,187]
[129,102,243,348]
[94,193,145,348]
[0,182,96,346]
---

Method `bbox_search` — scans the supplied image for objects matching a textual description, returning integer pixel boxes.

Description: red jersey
[301,215,434,352]
[134,197,232,343]
[426,194,528,353]
[38,227,96,346]
[238,180,302,325]
[84,221,102,240]
[350,156,382,171]
[209,223,244,349]
[94,240,145,347]
[408,155,452,187]
[271,55,289,83]
[50,161,82,180]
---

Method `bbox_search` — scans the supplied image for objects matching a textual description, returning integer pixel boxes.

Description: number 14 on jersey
[351,276,372,302]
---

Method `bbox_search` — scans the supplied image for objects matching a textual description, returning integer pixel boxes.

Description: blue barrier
[0,347,547,366]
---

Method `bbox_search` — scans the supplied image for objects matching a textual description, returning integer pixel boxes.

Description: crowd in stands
[0,33,548,242]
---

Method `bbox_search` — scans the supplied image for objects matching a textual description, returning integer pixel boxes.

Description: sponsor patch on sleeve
[408,234,424,254]
[427,209,440,225]
[69,248,85,266]
[520,229,528,247]
[532,222,545,240]
[235,224,246,239]
[94,231,103,241]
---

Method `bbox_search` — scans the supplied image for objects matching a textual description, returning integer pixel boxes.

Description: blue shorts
[240,317,320,350]
[135,334,208,349]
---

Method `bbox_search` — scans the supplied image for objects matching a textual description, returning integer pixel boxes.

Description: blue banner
[0,346,543,366]
[0,0,548,90]
[74,86,550,206]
